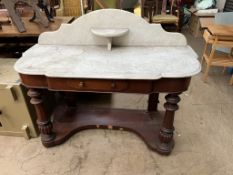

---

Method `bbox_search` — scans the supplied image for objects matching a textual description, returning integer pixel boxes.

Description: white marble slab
[91,28,129,38]
[14,44,200,79]
[15,9,201,79]
[91,28,129,51]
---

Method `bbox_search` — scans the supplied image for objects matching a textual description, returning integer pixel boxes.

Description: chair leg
[222,67,227,74]
[203,40,217,83]
[201,57,205,73]
[229,48,233,85]
[201,42,208,66]
[230,75,233,85]
[175,22,180,32]
[203,64,211,83]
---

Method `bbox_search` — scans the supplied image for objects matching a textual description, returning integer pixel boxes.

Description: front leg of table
[158,93,181,155]
[27,88,56,146]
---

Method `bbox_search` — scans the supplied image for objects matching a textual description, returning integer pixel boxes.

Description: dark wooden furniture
[88,0,121,11]
[15,9,200,155]
[0,16,74,57]
[1,0,61,32]
[182,0,194,8]
[224,0,233,12]
[141,0,184,31]
[0,16,74,41]
[18,74,191,155]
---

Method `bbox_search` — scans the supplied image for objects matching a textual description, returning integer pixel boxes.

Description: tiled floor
[0,30,233,175]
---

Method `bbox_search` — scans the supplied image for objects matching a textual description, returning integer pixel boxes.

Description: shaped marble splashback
[39,9,187,46]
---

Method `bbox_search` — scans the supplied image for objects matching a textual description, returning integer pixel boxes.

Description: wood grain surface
[0,16,74,37]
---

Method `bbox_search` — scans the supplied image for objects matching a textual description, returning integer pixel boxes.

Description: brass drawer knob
[79,81,85,88]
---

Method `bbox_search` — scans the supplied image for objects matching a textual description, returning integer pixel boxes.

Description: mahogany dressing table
[14,9,201,155]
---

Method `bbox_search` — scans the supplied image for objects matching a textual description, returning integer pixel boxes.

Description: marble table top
[14,9,201,80]
[14,44,200,80]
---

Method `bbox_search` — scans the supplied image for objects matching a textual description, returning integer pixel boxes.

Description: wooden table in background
[0,16,74,38]
[202,24,233,85]
[199,17,214,29]
[0,17,74,57]
[207,24,233,36]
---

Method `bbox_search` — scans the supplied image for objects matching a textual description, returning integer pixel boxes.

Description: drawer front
[48,78,129,92]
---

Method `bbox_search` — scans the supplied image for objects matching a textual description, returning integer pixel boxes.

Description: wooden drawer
[48,78,129,92]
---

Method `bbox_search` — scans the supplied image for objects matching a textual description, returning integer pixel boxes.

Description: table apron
[19,74,191,94]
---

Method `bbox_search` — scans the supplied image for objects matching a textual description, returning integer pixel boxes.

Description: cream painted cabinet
[0,59,38,139]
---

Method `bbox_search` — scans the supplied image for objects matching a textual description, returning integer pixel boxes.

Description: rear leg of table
[157,93,181,155]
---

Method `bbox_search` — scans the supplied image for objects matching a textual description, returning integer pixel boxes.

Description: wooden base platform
[43,104,174,155]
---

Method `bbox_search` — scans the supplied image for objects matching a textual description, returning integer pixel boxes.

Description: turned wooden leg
[147,93,159,112]
[158,93,181,155]
[203,64,211,82]
[27,88,55,146]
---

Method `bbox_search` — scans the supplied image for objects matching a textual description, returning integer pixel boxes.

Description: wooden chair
[87,0,139,12]
[56,0,84,16]
[201,29,233,85]
[231,73,233,85]
[88,0,121,11]
[141,0,183,31]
